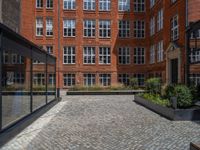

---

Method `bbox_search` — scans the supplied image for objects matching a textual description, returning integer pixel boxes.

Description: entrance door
[170,58,178,84]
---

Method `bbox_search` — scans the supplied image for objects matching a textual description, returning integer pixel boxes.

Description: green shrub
[140,93,171,107]
[166,85,193,108]
[130,77,138,89]
[190,84,200,102]
[165,84,175,99]
[146,78,161,94]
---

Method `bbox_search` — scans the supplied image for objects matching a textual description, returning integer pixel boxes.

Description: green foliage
[145,78,161,94]
[190,84,200,102]
[174,85,193,108]
[165,85,193,108]
[130,77,138,89]
[140,93,171,107]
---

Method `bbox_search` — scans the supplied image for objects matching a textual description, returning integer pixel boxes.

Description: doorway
[170,58,178,84]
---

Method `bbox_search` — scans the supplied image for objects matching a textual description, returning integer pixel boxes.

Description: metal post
[186,30,191,86]
[45,54,48,104]
[0,30,3,130]
[30,46,33,113]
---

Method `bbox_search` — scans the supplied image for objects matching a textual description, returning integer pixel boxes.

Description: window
[63,74,75,87]
[63,46,76,64]
[171,15,179,41]
[99,74,111,86]
[190,29,200,39]
[14,73,25,84]
[134,0,145,12]
[83,0,95,10]
[63,0,76,10]
[118,74,130,85]
[157,9,163,31]
[12,54,25,64]
[99,47,111,64]
[150,0,155,8]
[99,20,111,38]
[84,20,96,37]
[48,74,55,86]
[134,47,145,64]
[118,0,130,11]
[46,18,53,36]
[150,17,155,36]
[63,19,76,37]
[33,73,45,86]
[134,73,145,86]
[46,0,53,8]
[190,74,200,86]
[119,20,130,38]
[157,40,164,62]
[150,45,155,64]
[118,47,130,64]
[36,18,43,36]
[83,47,95,64]
[3,51,9,64]
[36,0,43,8]
[190,48,200,63]
[84,74,96,86]
[46,46,53,54]
[99,0,111,11]
[134,20,145,38]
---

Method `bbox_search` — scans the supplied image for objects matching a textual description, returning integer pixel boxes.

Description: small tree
[146,78,161,94]
[130,77,138,89]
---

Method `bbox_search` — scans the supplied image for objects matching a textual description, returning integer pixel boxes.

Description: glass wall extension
[0,23,56,131]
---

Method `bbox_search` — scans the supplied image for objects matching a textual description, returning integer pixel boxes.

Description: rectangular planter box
[67,90,145,95]
[134,96,200,121]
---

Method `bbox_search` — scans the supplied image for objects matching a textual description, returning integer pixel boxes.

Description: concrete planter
[66,90,145,95]
[134,96,200,121]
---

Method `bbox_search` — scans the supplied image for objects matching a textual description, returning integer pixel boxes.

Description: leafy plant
[145,78,161,94]
[130,77,138,89]
[140,93,171,107]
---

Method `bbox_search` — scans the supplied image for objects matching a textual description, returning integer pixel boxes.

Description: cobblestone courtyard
[1,95,200,150]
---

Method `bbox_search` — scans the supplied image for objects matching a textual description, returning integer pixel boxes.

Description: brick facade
[20,0,200,89]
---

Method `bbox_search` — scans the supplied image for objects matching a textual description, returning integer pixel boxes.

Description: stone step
[190,142,200,150]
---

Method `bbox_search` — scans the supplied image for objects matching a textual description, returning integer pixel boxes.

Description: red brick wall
[21,0,199,88]
[188,0,200,22]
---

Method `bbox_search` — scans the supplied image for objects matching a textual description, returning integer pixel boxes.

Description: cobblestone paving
[1,95,200,150]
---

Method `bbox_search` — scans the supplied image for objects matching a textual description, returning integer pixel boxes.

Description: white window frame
[134,20,145,38]
[36,0,43,8]
[134,0,145,12]
[118,0,130,11]
[99,47,111,64]
[83,0,96,11]
[150,45,155,64]
[46,45,53,54]
[134,47,145,64]
[150,16,155,36]
[99,20,111,38]
[171,15,179,41]
[157,9,163,31]
[33,73,45,86]
[118,74,130,85]
[36,17,43,36]
[46,18,53,36]
[84,74,96,86]
[119,20,130,38]
[190,74,200,86]
[83,20,96,37]
[157,40,164,62]
[63,74,76,87]
[63,0,76,10]
[118,47,130,64]
[63,46,76,64]
[83,47,96,64]
[99,0,111,11]
[150,0,155,8]
[134,73,145,86]
[46,0,53,9]
[190,48,200,63]
[99,74,111,86]
[63,19,76,37]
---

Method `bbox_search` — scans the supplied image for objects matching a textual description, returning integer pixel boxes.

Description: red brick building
[20,0,200,89]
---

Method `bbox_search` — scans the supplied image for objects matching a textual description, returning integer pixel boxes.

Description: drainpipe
[57,0,61,98]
